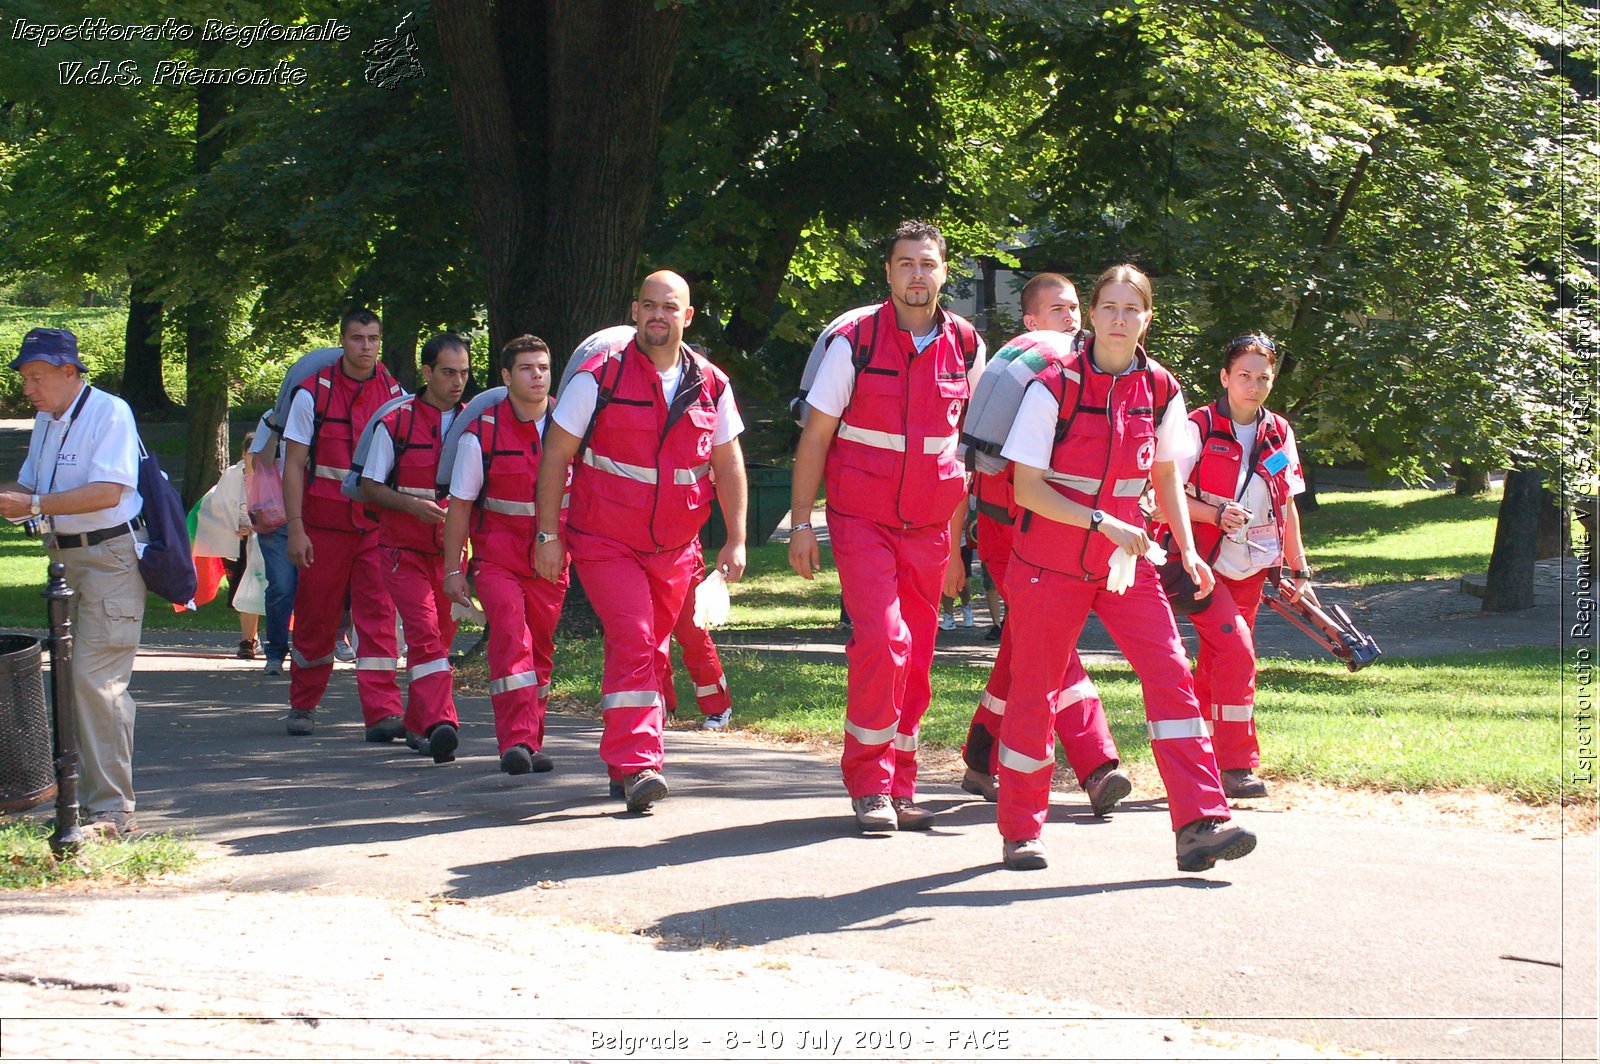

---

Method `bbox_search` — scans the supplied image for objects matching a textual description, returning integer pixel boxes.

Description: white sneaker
[939,612,956,631]
[961,604,975,628]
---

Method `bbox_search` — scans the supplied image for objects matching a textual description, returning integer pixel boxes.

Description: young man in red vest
[283,309,405,738]
[788,220,986,833]
[534,272,749,812]
[959,273,1131,817]
[360,333,470,762]
[442,335,571,776]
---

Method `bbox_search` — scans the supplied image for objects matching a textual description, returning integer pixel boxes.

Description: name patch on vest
[1262,449,1290,476]
[1207,441,1232,455]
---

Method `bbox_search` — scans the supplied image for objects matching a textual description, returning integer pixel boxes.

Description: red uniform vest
[467,398,569,577]
[374,396,454,554]
[1013,339,1179,579]
[1185,399,1294,565]
[565,341,728,553]
[973,468,1016,525]
[299,360,404,532]
[822,301,974,529]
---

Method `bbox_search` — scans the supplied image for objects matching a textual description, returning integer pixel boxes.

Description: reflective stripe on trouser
[997,557,1228,840]
[475,556,568,754]
[568,531,699,776]
[962,548,1119,783]
[289,525,401,723]
[1186,568,1268,771]
[829,509,947,799]
[658,566,732,716]
[381,547,458,736]
[53,534,144,816]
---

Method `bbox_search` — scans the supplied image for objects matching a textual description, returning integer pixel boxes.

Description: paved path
[4,647,1592,1062]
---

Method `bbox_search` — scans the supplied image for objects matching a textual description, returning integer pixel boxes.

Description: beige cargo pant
[50,531,146,816]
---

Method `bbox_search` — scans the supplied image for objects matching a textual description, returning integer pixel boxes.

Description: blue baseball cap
[10,328,88,372]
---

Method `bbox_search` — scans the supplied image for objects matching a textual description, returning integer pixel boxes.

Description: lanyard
[35,385,94,498]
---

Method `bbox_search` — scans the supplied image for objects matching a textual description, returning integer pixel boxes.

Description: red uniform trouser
[290,524,400,725]
[829,508,947,799]
[964,519,1119,783]
[1187,569,1268,771]
[659,574,730,716]
[569,531,698,780]
[380,547,458,736]
[997,557,1230,841]
[475,557,568,755]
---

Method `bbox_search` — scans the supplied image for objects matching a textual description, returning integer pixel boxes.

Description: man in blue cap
[0,328,147,838]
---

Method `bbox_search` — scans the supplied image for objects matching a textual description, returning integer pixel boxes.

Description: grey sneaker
[364,715,405,743]
[286,709,315,736]
[83,811,138,840]
[852,794,897,833]
[1176,817,1257,872]
[891,796,937,831]
[334,636,355,663]
[623,769,669,812]
[700,709,732,731]
[1082,761,1132,817]
[1221,768,1269,799]
[1002,837,1048,870]
[961,767,999,802]
[263,658,284,676]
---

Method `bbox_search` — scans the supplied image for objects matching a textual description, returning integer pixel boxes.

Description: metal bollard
[43,561,81,856]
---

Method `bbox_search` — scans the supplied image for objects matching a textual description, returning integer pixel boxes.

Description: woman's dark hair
[1222,333,1278,370]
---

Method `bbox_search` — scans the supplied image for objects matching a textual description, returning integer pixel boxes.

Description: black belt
[53,516,143,550]
[975,498,1014,526]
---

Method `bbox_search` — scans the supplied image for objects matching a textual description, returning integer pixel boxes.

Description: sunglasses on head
[1226,333,1277,356]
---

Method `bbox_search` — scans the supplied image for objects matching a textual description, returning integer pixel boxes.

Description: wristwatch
[1088,509,1105,534]
[535,531,561,546]
[28,495,41,517]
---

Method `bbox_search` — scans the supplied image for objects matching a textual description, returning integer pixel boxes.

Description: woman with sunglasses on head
[1175,333,1315,799]
[994,263,1256,873]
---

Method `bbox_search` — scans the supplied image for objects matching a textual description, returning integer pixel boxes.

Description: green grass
[1301,487,1500,585]
[0,819,197,889]
[504,637,1574,804]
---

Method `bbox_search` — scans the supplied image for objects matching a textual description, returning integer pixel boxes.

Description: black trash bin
[701,463,793,552]
[0,633,56,813]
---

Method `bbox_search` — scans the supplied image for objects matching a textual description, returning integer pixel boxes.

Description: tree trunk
[1483,468,1541,612]
[381,301,420,391]
[434,0,683,368]
[1453,462,1489,496]
[1535,487,1569,559]
[182,302,231,509]
[121,270,175,417]
[722,217,807,355]
[179,73,232,509]
[1299,461,1319,513]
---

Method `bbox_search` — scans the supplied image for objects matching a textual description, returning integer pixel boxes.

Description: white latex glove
[1106,542,1168,595]
[693,569,732,629]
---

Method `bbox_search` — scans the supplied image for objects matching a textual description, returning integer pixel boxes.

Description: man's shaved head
[632,270,696,356]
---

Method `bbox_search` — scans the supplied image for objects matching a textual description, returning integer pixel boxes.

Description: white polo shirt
[17,383,143,535]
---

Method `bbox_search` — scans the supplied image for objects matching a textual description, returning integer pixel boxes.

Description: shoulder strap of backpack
[384,397,417,489]
[1051,347,1089,443]
[577,353,625,457]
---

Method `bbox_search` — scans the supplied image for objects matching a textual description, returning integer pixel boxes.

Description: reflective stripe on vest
[998,741,1054,775]
[836,424,958,456]
[396,485,436,499]
[314,463,352,482]
[583,449,658,483]
[482,497,539,517]
[1147,717,1211,741]
[844,718,898,746]
[490,670,541,696]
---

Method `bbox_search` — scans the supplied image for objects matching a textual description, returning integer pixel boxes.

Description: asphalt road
[37,646,1591,1063]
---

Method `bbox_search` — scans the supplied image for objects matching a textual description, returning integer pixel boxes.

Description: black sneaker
[529,749,554,772]
[983,624,1002,642]
[426,722,459,764]
[365,715,405,743]
[237,639,259,660]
